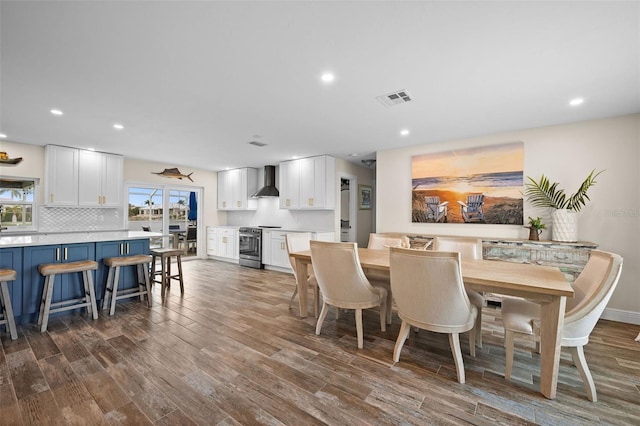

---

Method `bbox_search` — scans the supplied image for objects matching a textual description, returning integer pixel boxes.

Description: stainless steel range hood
[253,165,279,197]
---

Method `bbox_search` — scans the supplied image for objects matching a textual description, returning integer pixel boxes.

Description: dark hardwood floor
[1,259,639,425]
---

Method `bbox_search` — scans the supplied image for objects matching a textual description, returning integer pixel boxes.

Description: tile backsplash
[39,207,122,232]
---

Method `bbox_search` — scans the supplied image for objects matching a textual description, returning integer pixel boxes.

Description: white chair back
[390,248,475,333]
[562,250,623,345]
[285,232,313,280]
[310,241,379,306]
[367,233,403,250]
[432,236,482,260]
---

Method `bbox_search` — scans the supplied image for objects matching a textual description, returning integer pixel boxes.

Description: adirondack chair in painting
[457,193,485,223]
[425,196,449,223]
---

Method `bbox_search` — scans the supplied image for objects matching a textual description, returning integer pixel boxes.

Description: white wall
[377,114,640,323]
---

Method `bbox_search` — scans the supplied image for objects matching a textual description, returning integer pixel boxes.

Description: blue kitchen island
[0,231,161,325]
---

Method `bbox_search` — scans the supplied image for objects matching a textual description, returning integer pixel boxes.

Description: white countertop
[0,231,164,248]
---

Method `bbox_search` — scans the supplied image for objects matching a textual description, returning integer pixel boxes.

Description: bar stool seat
[102,254,153,316]
[150,248,184,299]
[38,260,99,332]
[0,269,18,340]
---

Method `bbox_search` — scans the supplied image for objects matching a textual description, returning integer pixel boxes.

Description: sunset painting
[412,142,524,224]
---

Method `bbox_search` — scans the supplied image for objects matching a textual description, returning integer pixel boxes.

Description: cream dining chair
[502,250,623,402]
[365,233,406,324]
[432,236,485,349]
[390,248,477,383]
[285,232,320,318]
[310,240,388,349]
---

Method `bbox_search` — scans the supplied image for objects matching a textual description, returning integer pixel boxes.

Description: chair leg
[288,286,298,309]
[40,275,56,332]
[176,255,184,294]
[393,320,411,363]
[569,345,597,402]
[315,301,330,336]
[385,291,393,325]
[141,264,152,308]
[109,267,120,316]
[379,298,387,332]
[314,285,320,319]
[475,306,483,348]
[85,271,98,320]
[355,308,364,349]
[505,330,515,380]
[449,332,466,384]
[0,282,18,340]
[102,267,114,311]
[468,326,476,357]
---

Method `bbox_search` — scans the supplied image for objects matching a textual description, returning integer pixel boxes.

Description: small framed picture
[359,185,372,210]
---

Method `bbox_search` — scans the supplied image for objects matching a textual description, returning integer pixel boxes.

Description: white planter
[552,209,578,242]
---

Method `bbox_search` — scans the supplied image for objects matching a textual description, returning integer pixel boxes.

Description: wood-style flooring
[1,259,639,425]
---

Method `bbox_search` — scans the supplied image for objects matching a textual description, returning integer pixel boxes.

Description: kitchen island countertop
[0,230,163,248]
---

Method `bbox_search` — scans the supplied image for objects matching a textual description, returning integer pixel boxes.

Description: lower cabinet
[262,230,335,271]
[22,242,96,323]
[206,226,238,261]
[95,239,149,304]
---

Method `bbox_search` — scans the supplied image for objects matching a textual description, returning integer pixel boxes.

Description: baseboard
[601,307,640,325]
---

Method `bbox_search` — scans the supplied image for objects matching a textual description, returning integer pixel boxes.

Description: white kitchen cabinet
[45,145,123,207]
[45,145,79,206]
[279,155,335,210]
[217,168,258,210]
[207,226,239,261]
[78,150,123,207]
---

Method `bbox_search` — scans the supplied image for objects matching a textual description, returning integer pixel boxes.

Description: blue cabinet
[0,247,23,318]
[95,239,149,303]
[22,242,95,323]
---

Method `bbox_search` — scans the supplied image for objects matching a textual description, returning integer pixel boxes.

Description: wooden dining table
[290,247,574,400]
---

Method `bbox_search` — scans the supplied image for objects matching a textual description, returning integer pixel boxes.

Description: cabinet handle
[98,195,102,204]
[308,198,314,206]
[281,242,285,250]
[126,243,130,254]
[56,248,60,261]
[222,201,226,208]
[63,247,68,260]
[120,243,124,255]
[237,201,241,208]
[286,199,291,207]
[50,193,54,203]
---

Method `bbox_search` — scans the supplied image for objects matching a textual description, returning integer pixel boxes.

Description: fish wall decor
[152,168,194,182]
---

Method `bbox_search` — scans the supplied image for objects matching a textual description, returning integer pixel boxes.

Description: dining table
[289,247,574,400]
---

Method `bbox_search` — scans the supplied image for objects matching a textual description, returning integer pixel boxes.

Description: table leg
[539,295,566,399]
[295,258,309,318]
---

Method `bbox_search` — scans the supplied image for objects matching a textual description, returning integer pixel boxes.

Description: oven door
[238,231,262,268]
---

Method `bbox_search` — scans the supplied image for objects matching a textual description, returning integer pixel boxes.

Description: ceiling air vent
[249,141,267,147]
[376,90,413,108]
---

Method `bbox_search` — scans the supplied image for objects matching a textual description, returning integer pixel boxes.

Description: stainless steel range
[238,226,281,268]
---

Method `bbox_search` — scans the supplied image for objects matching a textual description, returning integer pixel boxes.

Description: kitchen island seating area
[101,254,153,316]
[0,269,18,340]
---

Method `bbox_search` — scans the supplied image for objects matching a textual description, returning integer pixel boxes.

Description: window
[127,186,164,231]
[0,178,37,231]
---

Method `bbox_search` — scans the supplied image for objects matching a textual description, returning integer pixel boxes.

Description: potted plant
[524,169,603,242]
[526,216,546,241]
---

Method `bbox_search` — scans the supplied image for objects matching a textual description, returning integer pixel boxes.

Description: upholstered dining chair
[502,250,623,402]
[432,236,485,349]
[390,248,477,383]
[365,233,405,324]
[286,232,320,318]
[367,233,404,250]
[310,240,388,349]
[425,196,449,223]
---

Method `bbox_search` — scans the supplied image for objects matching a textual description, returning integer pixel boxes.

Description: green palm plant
[524,169,604,212]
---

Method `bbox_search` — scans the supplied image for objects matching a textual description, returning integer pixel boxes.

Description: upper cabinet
[45,145,124,207]
[217,167,258,210]
[279,155,335,210]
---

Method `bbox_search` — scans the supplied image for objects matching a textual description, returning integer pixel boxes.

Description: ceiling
[1,1,638,172]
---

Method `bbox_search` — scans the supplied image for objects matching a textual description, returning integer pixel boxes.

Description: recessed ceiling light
[0,133,6,139]
[350,153,359,157]
[50,109,63,116]
[400,129,410,136]
[569,98,584,106]
[88,147,95,151]
[292,156,298,160]
[321,72,335,83]
[113,123,124,130]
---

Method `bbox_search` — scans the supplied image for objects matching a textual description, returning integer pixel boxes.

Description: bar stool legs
[150,248,184,299]
[37,260,99,333]
[0,269,18,340]
[102,254,153,316]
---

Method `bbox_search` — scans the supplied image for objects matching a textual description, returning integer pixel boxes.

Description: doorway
[126,184,202,257]
[339,176,357,242]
